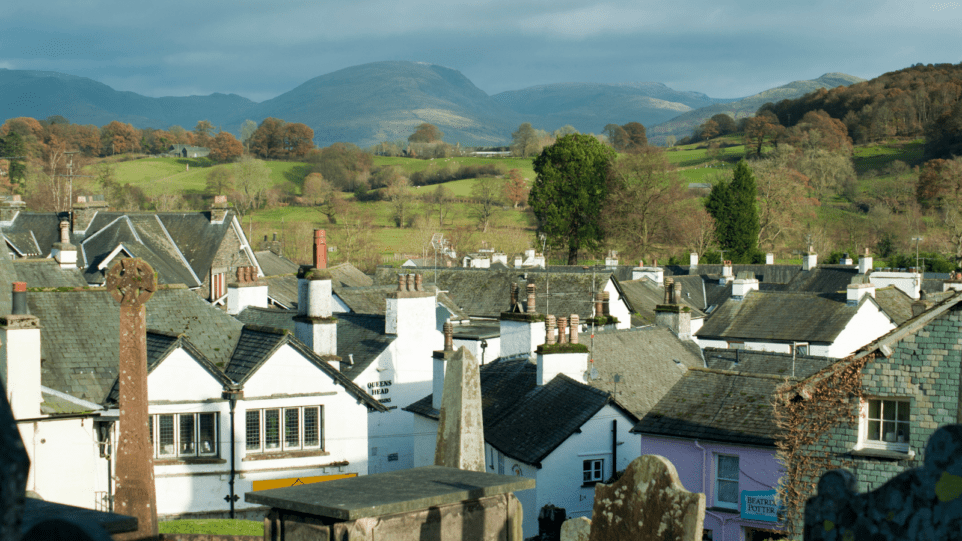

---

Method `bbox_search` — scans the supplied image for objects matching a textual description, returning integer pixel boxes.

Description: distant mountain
[647,73,866,145]
[492,82,734,135]
[0,69,255,129]
[230,61,525,147]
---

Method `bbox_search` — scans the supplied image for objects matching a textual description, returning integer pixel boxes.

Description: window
[246,406,323,453]
[715,454,739,509]
[149,413,217,459]
[790,342,809,356]
[583,459,605,485]
[860,398,910,452]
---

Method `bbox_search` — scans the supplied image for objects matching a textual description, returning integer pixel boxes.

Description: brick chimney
[227,266,268,315]
[209,195,230,224]
[802,247,818,271]
[50,220,77,269]
[313,229,328,269]
[0,283,41,419]
[294,265,338,367]
[72,195,108,233]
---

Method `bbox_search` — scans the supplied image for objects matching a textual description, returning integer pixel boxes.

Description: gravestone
[106,259,158,540]
[804,424,962,541]
[435,347,485,472]
[560,455,705,541]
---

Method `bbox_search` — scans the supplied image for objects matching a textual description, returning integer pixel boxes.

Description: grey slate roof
[104,331,234,405]
[332,284,466,321]
[28,286,244,404]
[405,356,636,466]
[873,285,916,325]
[632,368,786,447]
[264,275,298,309]
[374,267,612,319]
[224,325,386,411]
[695,291,882,344]
[703,347,834,380]
[254,250,299,276]
[618,278,705,326]
[233,307,396,382]
[329,263,374,288]
[12,259,88,288]
[40,386,104,415]
[586,326,705,418]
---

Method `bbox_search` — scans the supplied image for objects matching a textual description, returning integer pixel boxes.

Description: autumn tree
[208,132,244,162]
[699,119,720,141]
[307,143,373,192]
[469,176,502,233]
[249,118,287,159]
[710,114,737,136]
[232,156,272,212]
[604,122,647,152]
[705,160,760,263]
[408,123,443,143]
[924,100,962,160]
[552,125,579,138]
[511,123,547,158]
[283,123,315,158]
[744,111,783,158]
[795,148,857,202]
[917,158,962,209]
[193,120,215,148]
[752,149,821,250]
[205,167,234,196]
[101,121,141,155]
[530,134,616,264]
[302,172,342,224]
[603,147,683,257]
[783,110,853,153]
[502,168,529,208]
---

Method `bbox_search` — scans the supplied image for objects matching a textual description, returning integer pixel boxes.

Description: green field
[158,519,262,536]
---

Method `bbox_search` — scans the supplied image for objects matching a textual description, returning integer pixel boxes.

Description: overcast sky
[2,1,959,102]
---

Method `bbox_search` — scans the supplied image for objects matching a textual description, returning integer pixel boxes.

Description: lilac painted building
[631,352,832,541]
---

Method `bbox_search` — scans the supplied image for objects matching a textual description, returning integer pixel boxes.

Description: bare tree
[385,175,411,228]
[232,155,272,213]
[469,176,502,233]
[426,184,452,227]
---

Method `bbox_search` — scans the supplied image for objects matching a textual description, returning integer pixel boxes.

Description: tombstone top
[105,259,157,306]
[22,499,138,536]
[245,465,535,521]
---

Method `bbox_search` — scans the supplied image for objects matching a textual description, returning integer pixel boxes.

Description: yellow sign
[252,473,357,491]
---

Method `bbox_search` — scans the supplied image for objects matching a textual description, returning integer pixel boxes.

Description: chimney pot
[443,320,454,352]
[557,317,568,344]
[594,293,603,317]
[510,283,519,309]
[526,283,536,313]
[602,291,610,316]
[406,274,415,292]
[397,274,405,291]
[59,221,70,243]
[415,273,423,292]
[569,315,579,344]
[313,229,328,269]
[545,315,557,345]
[673,282,682,305]
[664,278,674,304]
[11,282,27,315]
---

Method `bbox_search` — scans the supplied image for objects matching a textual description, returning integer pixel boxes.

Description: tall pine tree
[705,160,760,263]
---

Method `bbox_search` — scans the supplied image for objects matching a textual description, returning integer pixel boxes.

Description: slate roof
[12,259,88,288]
[28,286,244,404]
[873,285,916,325]
[632,368,786,447]
[586,327,705,418]
[40,386,104,415]
[264,275,298,309]
[104,331,233,406]
[405,355,636,466]
[703,347,835,380]
[779,266,860,293]
[224,325,386,411]
[254,250,299,276]
[695,291,884,343]
[332,284,466,320]
[233,307,396,382]
[666,264,802,285]
[374,267,612,319]
[618,278,706,326]
[2,210,253,288]
[329,262,374,288]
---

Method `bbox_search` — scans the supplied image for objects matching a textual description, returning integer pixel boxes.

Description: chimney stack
[1,283,42,420]
[313,229,328,270]
[766,252,775,265]
[209,195,230,224]
[433,321,458,410]
[690,252,698,269]
[732,272,760,299]
[721,260,734,283]
[295,265,338,365]
[673,281,682,304]
[51,220,78,269]
[859,249,873,274]
[443,320,454,352]
[526,283,536,313]
[227,266,268,315]
[664,278,674,304]
[510,283,519,310]
[847,283,876,305]
[802,247,818,271]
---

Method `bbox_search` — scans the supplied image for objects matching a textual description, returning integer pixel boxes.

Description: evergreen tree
[0,132,27,192]
[705,160,760,263]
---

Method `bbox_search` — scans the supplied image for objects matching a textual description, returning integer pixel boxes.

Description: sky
[2,0,960,103]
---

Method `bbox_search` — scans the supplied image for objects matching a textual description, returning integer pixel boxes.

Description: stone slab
[246,466,535,521]
[22,499,138,535]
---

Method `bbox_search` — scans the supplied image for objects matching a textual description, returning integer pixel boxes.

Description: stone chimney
[499,283,546,358]
[766,252,775,265]
[227,266,268,315]
[732,272,759,299]
[654,279,692,340]
[859,249,873,275]
[911,299,932,317]
[605,251,619,268]
[50,220,77,269]
[720,260,734,284]
[802,247,818,271]
[0,195,25,225]
[386,273,436,346]
[847,283,876,305]
[294,265,339,367]
[210,195,230,224]
[0,283,42,420]
[313,229,328,270]
[689,253,699,268]
[72,195,108,233]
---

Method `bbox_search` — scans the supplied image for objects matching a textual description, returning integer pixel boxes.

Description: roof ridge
[687,367,794,381]
[242,323,290,335]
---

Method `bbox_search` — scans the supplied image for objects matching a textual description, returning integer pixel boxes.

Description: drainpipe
[223,385,242,518]
[611,419,617,480]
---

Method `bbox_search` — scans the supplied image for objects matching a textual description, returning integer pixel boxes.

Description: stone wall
[202,223,255,300]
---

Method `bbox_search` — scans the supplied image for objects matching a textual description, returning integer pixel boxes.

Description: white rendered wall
[485,445,538,538]
[826,302,896,358]
[150,349,225,402]
[869,272,921,299]
[22,417,108,509]
[1,326,42,419]
[295,321,337,358]
[499,320,545,358]
[537,352,589,386]
[603,280,631,330]
[227,285,268,315]
[452,338,501,364]
[413,414,439,468]
[386,295,437,342]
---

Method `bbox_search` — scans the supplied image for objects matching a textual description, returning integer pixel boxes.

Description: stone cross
[434,347,485,472]
[804,424,962,541]
[106,258,158,540]
[561,455,705,541]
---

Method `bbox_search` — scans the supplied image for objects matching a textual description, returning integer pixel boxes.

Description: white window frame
[149,412,218,459]
[857,398,910,453]
[714,453,739,509]
[245,405,323,453]
[583,458,605,485]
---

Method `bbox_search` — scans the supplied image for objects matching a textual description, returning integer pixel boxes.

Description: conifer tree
[705,160,760,263]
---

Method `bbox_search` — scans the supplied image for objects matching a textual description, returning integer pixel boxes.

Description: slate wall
[203,224,255,300]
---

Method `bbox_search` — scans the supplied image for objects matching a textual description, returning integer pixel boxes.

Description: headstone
[561,455,705,541]
[0,378,29,541]
[105,258,158,540]
[560,517,591,541]
[434,347,485,472]
[804,424,962,541]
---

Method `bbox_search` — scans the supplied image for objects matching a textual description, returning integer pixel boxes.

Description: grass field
[157,519,262,535]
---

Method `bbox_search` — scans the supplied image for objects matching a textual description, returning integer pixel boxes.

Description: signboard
[740,490,778,522]
[252,473,357,492]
